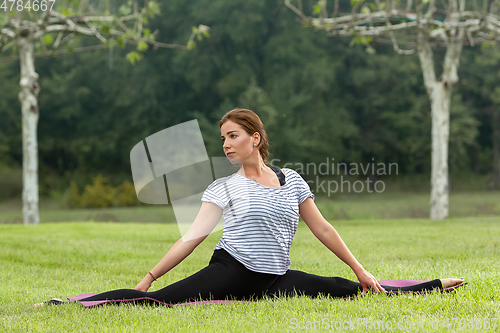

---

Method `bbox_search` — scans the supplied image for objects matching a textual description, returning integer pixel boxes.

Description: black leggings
[80,249,442,304]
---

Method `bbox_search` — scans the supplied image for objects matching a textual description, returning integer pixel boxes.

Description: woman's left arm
[298,197,386,294]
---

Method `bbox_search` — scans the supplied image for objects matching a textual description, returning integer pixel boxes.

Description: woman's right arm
[134,201,222,292]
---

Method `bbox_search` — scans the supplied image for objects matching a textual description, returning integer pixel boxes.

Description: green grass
[1,190,500,224]
[1,218,499,332]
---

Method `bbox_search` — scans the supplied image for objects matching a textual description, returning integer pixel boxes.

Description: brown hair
[219,108,270,164]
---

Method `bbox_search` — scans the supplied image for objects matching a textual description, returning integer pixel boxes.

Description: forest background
[0,0,499,216]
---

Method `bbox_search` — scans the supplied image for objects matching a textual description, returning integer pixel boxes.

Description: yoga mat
[66,294,249,308]
[67,280,467,308]
[378,279,467,294]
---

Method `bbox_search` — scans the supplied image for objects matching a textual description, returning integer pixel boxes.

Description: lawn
[1,217,499,332]
[1,190,500,224]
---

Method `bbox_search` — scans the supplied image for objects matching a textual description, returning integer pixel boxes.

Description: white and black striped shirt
[201,168,314,275]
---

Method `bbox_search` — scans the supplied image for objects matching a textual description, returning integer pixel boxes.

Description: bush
[0,166,22,202]
[66,175,140,208]
[115,180,138,207]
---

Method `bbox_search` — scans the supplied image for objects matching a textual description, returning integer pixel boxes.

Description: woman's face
[220,120,258,163]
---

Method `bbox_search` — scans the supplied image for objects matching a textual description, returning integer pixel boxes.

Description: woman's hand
[355,268,386,294]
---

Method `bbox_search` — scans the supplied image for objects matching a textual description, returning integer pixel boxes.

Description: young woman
[38,108,463,307]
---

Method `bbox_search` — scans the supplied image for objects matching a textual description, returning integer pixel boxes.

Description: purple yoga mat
[378,279,467,292]
[67,280,467,308]
[378,279,428,287]
[66,294,250,308]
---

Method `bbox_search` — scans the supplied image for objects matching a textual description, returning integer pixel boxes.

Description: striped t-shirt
[201,168,314,275]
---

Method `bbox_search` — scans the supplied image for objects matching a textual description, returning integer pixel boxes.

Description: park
[1,0,500,331]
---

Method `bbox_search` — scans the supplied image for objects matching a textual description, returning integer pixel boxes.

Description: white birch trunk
[428,79,451,220]
[17,33,40,225]
[417,23,464,220]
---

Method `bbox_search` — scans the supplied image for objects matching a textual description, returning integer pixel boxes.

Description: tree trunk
[417,25,463,220]
[17,32,40,225]
[428,84,451,220]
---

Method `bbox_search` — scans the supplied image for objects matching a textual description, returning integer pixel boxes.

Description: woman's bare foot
[440,278,464,289]
[33,298,64,307]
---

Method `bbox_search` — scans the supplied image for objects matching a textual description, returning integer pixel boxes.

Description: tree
[459,44,500,189]
[285,0,500,219]
[0,0,209,224]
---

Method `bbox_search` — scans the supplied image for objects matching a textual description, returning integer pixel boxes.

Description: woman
[38,109,463,307]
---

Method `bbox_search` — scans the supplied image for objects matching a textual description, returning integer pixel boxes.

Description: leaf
[197,34,203,41]
[119,4,131,16]
[422,0,430,3]
[365,47,375,54]
[44,35,54,45]
[137,40,148,52]
[312,5,321,15]
[61,8,73,16]
[100,24,110,35]
[187,40,196,50]
[361,6,371,14]
[116,36,126,48]
[192,26,198,33]
[147,1,161,17]
[126,51,142,65]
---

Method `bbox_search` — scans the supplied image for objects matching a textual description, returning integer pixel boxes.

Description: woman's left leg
[265,270,443,298]
[265,270,361,298]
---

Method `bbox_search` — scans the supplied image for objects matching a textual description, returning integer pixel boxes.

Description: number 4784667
[1,0,56,12]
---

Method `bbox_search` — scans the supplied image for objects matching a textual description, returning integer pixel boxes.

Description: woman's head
[219,108,270,164]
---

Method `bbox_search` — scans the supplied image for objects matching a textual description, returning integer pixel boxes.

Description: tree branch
[388,29,416,54]
[0,36,189,63]
[417,28,437,95]
[284,0,308,21]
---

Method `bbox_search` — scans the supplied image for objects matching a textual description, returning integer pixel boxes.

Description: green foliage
[0,165,22,202]
[66,175,140,208]
[66,181,82,209]
[147,1,161,17]
[44,35,54,45]
[187,40,196,50]
[116,180,139,207]
[119,4,132,16]
[126,50,142,64]
[136,40,148,52]
[1,0,497,195]
[75,174,116,208]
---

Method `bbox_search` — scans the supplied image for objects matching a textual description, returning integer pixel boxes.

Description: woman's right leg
[80,249,278,304]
